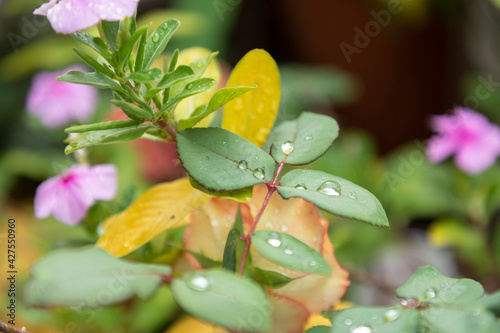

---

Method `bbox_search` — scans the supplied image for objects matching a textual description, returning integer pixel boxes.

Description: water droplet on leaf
[152,33,160,42]
[281,141,294,155]
[238,160,248,170]
[267,234,281,247]
[162,22,169,29]
[295,184,307,190]
[344,319,352,326]
[187,275,210,291]
[253,168,265,180]
[284,247,294,255]
[317,181,341,196]
[305,134,313,140]
[384,309,400,322]
[348,191,357,199]
[280,224,289,232]
[352,326,372,333]
[425,288,436,299]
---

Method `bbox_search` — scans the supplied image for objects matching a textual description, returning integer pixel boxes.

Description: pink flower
[26,66,97,129]
[34,0,140,34]
[427,107,500,174]
[34,164,117,225]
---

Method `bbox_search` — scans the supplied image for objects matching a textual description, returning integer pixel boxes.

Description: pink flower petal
[34,176,60,219]
[26,66,97,128]
[85,164,118,200]
[51,179,94,225]
[426,135,456,164]
[90,0,140,21]
[33,0,58,15]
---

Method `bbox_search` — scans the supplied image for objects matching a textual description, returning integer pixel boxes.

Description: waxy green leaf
[161,77,216,111]
[253,268,299,289]
[73,48,109,74]
[171,269,271,332]
[65,120,140,133]
[264,112,339,164]
[111,100,154,121]
[141,19,180,70]
[176,128,276,191]
[145,65,194,99]
[127,68,162,83]
[188,176,253,203]
[422,307,500,333]
[278,169,389,228]
[177,85,256,130]
[25,247,170,308]
[101,21,120,51]
[118,25,150,66]
[65,124,152,154]
[396,265,484,305]
[251,230,330,275]
[57,70,125,92]
[72,32,111,59]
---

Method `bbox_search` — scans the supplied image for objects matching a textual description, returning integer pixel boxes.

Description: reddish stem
[238,159,286,276]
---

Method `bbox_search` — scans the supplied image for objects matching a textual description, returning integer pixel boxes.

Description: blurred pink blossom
[427,107,500,174]
[34,0,139,34]
[26,66,97,128]
[34,164,117,225]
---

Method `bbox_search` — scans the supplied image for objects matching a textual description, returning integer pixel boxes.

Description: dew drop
[147,45,152,50]
[187,83,193,89]
[222,141,226,144]
[284,247,294,255]
[352,326,372,333]
[253,168,265,180]
[281,141,294,155]
[256,103,265,114]
[425,288,436,299]
[344,319,352,326]
[238,160,248,170]
[317,181,341,196]
[294,184,307,190]
[187,275,210,291]
[162,22,169,29]
[205,156,209,160]
[267,234,281,247]
[309,260,317,267]
[305,134,313,141]
[280,224,289,232]
[152,33,160,43]
[117,8,123,14]
[401,300,408,307]
[65,2,72,10]
[348,191,357,199]
[384,309,400,322]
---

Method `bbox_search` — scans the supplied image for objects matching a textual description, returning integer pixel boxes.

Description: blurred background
[1,0,500,331]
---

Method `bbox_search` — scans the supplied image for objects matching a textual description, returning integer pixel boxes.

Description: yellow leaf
[173,47,221,127]
[222,49,281,147]
[164,316,227,333]
[96,178,210,257]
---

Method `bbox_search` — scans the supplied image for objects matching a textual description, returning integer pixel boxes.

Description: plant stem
[0,320,29,333]
[238,159,286,276]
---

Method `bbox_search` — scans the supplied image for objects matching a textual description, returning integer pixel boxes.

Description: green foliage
[278,170,389,227]
[320,266,500,333]
[25,247,171,307]
[251,230,331,275]
[176,128,276,190]
[171,269,271,332]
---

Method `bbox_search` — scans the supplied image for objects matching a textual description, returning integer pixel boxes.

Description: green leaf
[188,175,254,203]
[65,124,152,154]
[330,306,420,333]
[127,68,162,82]
[253,268,299,289]
[145,65,194,99]
[422,307,500,333]
[124,84,155,111]
[471,291,500,316]
[73,48,109,74]
[65,120,141,133]
[263,112,339,164]
[101,21,120,51]
[118,25,150,67]
[222,229,243,272]
[134,26,149,72]
[57,70,125,92]
[171,269,271,332]
[72,32,111,59]
[111,100,154,121]
[168,48,179,72]
[141,19,180,70]
[278,169,389,228]
[396,265,484,305]
[24,247,170,308]
[251,230,330,275]
[177,85,256,130]
[222,205,245,272]
[176,128,276,191]
[189,51,218,80]
[161,77,216,111]
[186,250,222,269]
